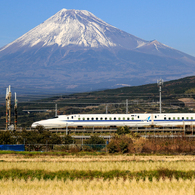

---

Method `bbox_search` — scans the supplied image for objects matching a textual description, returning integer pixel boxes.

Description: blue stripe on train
[62,119,195,123]
[62,120,147,122]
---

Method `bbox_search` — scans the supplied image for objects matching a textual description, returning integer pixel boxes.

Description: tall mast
[157,79,163,113]
[5,85,12,130]
[14,92,18,130]
[8,85,12,126]
[5,87,8,130]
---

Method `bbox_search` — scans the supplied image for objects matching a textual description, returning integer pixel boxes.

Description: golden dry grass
[1,154,195,194]
[1,154,195,162]
[0,177,194,195]
[1,160,195,172]
[1,154,195,173]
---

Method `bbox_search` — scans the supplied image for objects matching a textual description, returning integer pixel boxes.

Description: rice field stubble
[1,154,195,194]
[0,178,195,195]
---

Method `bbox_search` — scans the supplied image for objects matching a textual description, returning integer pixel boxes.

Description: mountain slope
[0,9,195,94]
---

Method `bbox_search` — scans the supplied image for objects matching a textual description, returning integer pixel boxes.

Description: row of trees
[0,125,106,146]
[1,126,193,154]
[0,125,128,146]
[0,130,71,145]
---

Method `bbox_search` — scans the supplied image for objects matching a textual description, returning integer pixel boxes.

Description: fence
[0,144,25,151]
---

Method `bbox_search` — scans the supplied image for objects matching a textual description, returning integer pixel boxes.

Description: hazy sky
[0,0,195,56]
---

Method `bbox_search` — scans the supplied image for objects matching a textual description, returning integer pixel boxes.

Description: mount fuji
[0,8,195,94]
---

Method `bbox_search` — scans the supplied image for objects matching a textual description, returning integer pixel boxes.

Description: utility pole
[106,104,108,114]
[126,99,128,114]
[5,88,8,130]
[8,86,11,127]
[14,92,18,130]
[5,85,12,130]
[55,104,57,117]
[157,79,163,113]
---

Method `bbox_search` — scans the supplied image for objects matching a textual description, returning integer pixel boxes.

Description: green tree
[107,135,134,153]
[0,131,14,144]
[119,140,129,153]
[85,135,105,144]
[36,125,45,134]
[116,126,130,135]
[64,135,75,144]
[84,135,105,151]
[19,129,62,145]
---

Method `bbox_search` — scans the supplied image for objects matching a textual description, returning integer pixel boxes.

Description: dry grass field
[1,153,195,162]
[0,177,194,195]
[1,159,195,172]
[1,154,195,194]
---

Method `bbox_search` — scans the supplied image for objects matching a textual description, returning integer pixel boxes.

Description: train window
[71,116,73,119]
[155,116,157,118]
[164,117,166,120]
[127,117,130,120]
[87,118,89,120]
[123,117,125,120]
[67,117,69,119]
[169,117,171,120]
[96,118,98,120]
[182,117,184,120]
[100,117,103,120]
[91,118,94,120]
[105,118,107,120]
[78,118,80,120]
[83,118,85,120]
[187,117,189,120]
[137,116,139,119]
[178,117,180,120]
[114,117,116,120]
[132,118,134,120]
[109,117,112,120]
[191,117,193,120]
[173,117,175,120]
[118,117,121,120]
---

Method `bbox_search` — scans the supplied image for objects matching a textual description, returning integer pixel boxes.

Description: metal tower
[14,92,18,130]
[5,85,12,130]
[157,79,163,113]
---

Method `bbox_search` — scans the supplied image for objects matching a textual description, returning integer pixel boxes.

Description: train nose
[31,122,39,128]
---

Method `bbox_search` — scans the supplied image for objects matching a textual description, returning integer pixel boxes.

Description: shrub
[107,141,119,153]
[119,141,129,153]
[36,125,45,134]
[84,135,105,145]
[70,145,81,153]
[133,137,146,153]
[116,126,130,135]
[83,136,105,151]
[64,135,75,144]
[107,135,134,153]
[0,131,14,144]
[49,134,62,144]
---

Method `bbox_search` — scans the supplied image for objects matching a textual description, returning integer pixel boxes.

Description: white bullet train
[31,113,195,129]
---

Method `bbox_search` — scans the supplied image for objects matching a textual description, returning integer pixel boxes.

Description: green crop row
[1,169,195,181]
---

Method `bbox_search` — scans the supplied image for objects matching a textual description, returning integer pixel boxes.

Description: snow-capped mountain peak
[0,8,148,52]
[0,8,195,94]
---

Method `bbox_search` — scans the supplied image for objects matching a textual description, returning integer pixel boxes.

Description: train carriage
[31,113,195,129]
